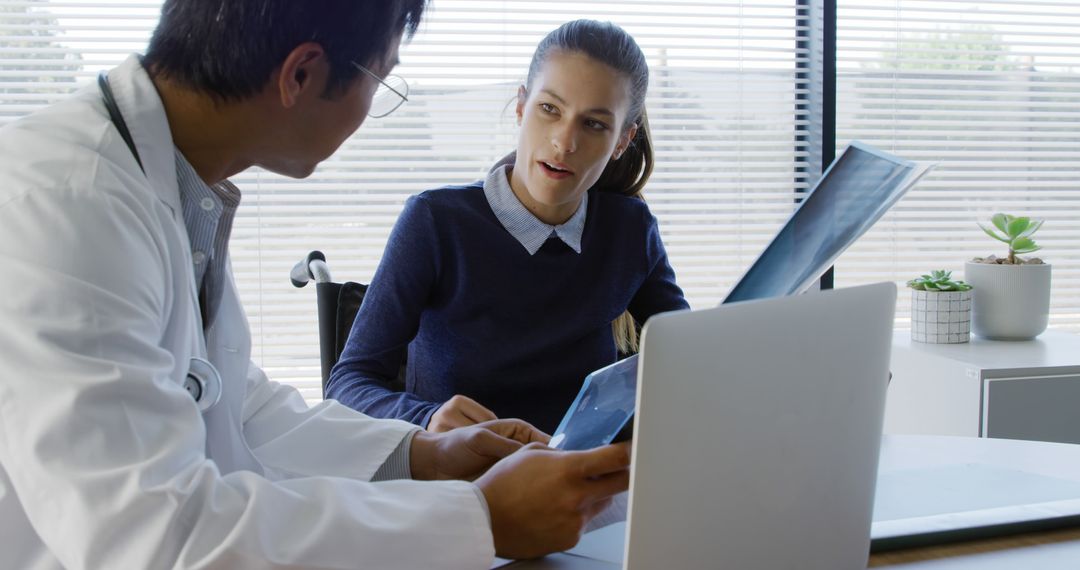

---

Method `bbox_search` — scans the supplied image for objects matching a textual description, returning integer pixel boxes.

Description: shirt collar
[483,152,587,256]
[173,148,241,211]
[174,148,241,286]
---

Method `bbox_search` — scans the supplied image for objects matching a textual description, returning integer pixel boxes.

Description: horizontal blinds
[835,0,1080,333]
[1,1,811,402]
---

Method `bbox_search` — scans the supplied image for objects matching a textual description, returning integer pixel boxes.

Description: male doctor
[0,1,630,568]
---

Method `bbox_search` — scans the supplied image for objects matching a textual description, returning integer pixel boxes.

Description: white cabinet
[884,330,1080,444]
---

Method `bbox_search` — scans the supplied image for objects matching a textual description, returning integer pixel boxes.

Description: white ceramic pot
[963,260,1051,340]
[910,289,972,344]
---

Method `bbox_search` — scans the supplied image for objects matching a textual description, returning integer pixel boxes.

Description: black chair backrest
[315,281,347,391]
[316,281,405,397]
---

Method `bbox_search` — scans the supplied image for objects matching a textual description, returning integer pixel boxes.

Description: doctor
[0,1,630,568]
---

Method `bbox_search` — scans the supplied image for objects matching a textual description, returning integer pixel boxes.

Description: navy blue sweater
[326,182,689,433]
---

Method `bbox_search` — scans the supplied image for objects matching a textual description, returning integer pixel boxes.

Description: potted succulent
[907,270,973,344]
[965,213,1051,340]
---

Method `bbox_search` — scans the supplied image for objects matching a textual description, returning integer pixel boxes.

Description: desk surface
[507,435,1080,569]
[892,328,1080,370]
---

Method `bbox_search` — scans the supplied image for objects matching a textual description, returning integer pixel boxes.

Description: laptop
[514,283,896,570]
[548,141,930,452]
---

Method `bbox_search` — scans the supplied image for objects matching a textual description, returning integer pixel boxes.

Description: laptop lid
[624,282,896,570]
[724,141,931,304]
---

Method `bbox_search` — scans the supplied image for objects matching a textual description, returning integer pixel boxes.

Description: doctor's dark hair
[525,20,654,200]
[143,0,428,101]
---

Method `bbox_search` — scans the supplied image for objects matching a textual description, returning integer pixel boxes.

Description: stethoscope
[98,71,222,413]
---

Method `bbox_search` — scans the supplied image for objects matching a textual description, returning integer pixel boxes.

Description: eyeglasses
[351,62,409,118]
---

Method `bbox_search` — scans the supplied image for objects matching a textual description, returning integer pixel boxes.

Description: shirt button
[193,251,207,265]
[200,197,215,211]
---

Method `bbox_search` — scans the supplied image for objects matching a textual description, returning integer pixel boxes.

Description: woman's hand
[409,419,550,481]
[427,394,499,433]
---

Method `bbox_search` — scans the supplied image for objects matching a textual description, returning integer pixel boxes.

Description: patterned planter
[911,289,973,344]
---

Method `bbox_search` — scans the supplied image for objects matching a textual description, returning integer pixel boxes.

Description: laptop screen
[723,141,930,304]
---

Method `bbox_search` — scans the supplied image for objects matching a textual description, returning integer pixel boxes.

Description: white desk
[505,436,1080,569]
[885,329,1080,443]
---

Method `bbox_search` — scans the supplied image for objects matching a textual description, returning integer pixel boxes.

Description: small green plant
[907,270,972,292]
[978,213,1043,264]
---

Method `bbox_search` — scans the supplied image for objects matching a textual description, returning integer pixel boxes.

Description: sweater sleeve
[326,195,442,427]
[628,209,691,324]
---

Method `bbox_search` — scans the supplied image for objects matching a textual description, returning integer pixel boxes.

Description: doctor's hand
[410,419,549,481]
[427,394,498,433]
[476,442,632,560]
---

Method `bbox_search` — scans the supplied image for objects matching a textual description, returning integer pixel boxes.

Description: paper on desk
[873,497,1080,540]
[566,522,628,565]
[872,463,1080,539]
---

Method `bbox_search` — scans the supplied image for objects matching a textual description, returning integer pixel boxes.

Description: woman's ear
[613,123,639,160]
[515,85,527,125]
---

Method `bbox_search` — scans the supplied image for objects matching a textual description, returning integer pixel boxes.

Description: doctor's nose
[551,125,578,154]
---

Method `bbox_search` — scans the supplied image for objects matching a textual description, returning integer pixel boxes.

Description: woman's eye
[585,119,609,131]
[539,103,556,114]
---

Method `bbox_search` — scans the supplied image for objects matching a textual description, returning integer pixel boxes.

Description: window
[2,1,811,402]
[835,0,1080,331]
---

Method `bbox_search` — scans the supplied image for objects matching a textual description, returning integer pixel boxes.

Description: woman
[327,19,689,434]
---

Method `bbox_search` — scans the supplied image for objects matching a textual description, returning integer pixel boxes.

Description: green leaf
[1006,216,1031,239]
[1010,236,1037,251]
[978,223,1010,244]
[1018,219,1044,238]
[991,213,1009,233]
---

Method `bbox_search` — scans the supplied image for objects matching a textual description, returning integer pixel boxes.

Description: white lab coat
[0,55,494,569]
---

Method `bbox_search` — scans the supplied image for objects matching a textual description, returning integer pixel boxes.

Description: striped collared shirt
[483,153,587,255]
[174,148,240,328]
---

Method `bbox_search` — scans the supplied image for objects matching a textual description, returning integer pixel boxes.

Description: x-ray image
[550,355,638,451]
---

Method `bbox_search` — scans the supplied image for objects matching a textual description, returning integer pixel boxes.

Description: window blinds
[835,0,1080,332]
[2,1,812,402]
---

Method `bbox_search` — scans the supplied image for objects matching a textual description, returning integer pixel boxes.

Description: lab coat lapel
[103,54,180,215]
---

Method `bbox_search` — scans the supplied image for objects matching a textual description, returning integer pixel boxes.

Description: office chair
[290,251,406,397]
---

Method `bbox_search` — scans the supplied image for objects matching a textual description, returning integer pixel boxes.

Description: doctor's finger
[582,496,615,521]
[570,442,632,478]
[482,418,550,445]
[467,428,526,460]
[580,469,631,503]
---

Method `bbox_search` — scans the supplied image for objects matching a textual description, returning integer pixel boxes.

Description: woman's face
[511,50,638,225]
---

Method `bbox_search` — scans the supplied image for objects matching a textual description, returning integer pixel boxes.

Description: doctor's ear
[277,42,327,108]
